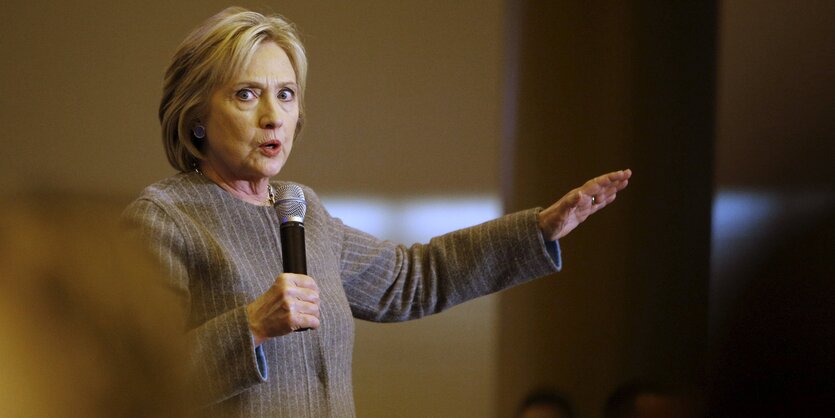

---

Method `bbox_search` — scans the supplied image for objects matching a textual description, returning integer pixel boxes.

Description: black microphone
[275,184,307,275]
[274,184,309,332]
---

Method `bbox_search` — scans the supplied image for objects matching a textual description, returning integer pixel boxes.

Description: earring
[193,125,206,139]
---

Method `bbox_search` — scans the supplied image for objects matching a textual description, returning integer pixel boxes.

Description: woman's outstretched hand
[538,169,632,241]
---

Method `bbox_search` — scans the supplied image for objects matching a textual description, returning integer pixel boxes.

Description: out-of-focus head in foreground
[0,193,188,418]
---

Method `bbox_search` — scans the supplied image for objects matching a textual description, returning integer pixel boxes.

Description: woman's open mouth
[259,140,281,157]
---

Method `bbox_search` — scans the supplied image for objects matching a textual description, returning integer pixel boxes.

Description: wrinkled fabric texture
[122,172,561,417]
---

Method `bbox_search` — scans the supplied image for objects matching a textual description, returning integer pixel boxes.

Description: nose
[259,95,284,130]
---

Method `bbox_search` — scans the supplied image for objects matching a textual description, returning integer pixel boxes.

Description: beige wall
[1,1,503,417]
[0,1,503,198]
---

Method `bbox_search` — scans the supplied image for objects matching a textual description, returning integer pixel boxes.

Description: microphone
[274,184,310,332]
[275,183,308,275]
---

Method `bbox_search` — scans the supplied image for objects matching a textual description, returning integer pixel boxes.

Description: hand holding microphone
[246,184,320,346]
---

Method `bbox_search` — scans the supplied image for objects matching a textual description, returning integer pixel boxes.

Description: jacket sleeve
[332,204,562,322]
[122,198,268,407]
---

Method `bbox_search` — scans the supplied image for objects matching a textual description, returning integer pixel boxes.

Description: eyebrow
[232,80,299,89]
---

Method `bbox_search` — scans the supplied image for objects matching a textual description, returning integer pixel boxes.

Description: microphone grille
[274,184,307,222]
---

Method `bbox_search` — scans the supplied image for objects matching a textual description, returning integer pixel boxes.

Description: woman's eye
[236,89,257,101]
[278,88,295,101]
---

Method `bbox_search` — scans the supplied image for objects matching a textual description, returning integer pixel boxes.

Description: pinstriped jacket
[122,172,561,417]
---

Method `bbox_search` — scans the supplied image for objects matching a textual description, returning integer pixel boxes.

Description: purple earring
[193,125,206,139]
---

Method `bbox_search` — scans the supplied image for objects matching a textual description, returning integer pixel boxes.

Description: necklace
[195,167,277,206]
[266,184,277,206]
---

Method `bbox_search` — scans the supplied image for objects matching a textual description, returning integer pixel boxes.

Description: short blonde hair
[159,7,308,172]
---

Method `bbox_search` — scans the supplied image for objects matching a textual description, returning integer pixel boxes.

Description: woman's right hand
[246,273,321,346]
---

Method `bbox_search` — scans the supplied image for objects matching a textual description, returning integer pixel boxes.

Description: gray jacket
[122,172,560,417]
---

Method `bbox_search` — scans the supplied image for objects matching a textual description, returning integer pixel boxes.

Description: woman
[123,7,631,417]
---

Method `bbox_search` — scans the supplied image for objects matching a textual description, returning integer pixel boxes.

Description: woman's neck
[197,163,272,206]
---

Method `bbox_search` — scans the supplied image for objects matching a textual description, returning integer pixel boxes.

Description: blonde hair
[159,7,308,172]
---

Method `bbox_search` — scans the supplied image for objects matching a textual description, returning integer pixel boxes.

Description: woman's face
[202,41,299,182]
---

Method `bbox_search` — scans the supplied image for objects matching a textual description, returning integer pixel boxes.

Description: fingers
[537,169,631,241]
[286,301,320,332]
[276,273,320,329]
[246,274,322,343]
[270,294,320,332]
[291,312,321,332]
[285,273,319,294]
[583,169,631,206]
[604,168,632,183]
[587,169,631,190]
